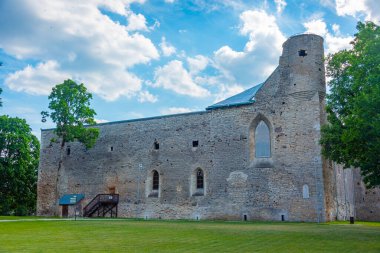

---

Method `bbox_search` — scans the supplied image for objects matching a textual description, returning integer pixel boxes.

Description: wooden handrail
[83,194,119,216]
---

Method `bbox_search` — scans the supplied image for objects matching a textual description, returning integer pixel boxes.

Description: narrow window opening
[255,121,271,158]
[303,184,310,199]
[281,215,285,221]
[66,147,71,156]
[110,146,113,152]
[298,49,307,57]
[152,170,159,190]
[196,169,204,189]
[193,140,199,147]
[244,215,247,221]
[154,140,159,150]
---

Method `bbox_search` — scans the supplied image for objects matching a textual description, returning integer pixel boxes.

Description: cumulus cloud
[213,84,245,103]
[153,60,210,98]
[213,9,285,86]
[138,90,158,103]
[5,61,69,95]
[160,37,176,57]
[126,12,149,31]
[335,0,380,24]
[187,55,209,75]
[304,19,353,54]
[0,0,159,101]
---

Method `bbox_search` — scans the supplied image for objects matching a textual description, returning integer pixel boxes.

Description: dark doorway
[62,205,68,218]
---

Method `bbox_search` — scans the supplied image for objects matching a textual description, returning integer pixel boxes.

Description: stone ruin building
[37,34,379,222]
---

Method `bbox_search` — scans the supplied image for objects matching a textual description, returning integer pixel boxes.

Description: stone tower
[276,34,329,221]
[280,34,326,98]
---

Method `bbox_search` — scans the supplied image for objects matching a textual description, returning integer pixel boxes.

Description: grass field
[0,218,379,252]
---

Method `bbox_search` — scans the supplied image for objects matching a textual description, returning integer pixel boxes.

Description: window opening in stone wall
[154,140,159,150]
[110,146,113,151]
[193,140,199,147]
[196,169,204,189]
[255,121,271,158]
[243,214,247,221]
[153,170,159,190]
[66,147,71,156]
[281,215,285,221]
[298,49,307,57]
[303,184,310,199]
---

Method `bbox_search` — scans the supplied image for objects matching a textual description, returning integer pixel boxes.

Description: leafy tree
[42,79,99,149]
[321,22,380,188]
[41,79,99,205]
[0,116,40,215]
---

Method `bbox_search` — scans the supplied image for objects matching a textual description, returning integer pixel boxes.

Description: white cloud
[214,84,244,103]
[164,0,176,3]
[126,12,149,31]
[303,19,328,36]
[138,90,158,103]
[0,0,159,101]
[153,60,210,98]
[303,19,353,54]
[160,107,195,115]
[160,37,176,57]
[274,0,287,14]
[5,61,69,95]
[335,0,380,24]
[213,9,285,86]
[187,55,209,75]
[335,0,366,17]
[332,24,340,34]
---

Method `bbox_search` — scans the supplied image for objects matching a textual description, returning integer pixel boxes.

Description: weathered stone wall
[353,169,380,221]
[37,34,378,221]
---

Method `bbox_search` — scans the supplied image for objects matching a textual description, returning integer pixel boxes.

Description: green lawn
[0,219,379,252]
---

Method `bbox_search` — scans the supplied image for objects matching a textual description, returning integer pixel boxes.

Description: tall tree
[41,79,99,205]
[321,22,380,188]
[0,116,40,215]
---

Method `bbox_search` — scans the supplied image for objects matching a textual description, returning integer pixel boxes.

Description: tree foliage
[0,116,40,215]
[321,21,380,188]
[42,79,99,148]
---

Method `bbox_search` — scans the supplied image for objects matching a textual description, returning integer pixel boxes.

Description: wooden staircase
[83,194,119,218]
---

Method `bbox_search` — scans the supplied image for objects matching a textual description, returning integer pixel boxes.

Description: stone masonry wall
[37,34,378,221]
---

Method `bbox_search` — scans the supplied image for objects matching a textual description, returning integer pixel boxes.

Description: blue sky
[0,0,379,138]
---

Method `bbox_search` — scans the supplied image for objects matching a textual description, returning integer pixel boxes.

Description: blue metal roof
[59,194,85,205]
[206,82,264,110]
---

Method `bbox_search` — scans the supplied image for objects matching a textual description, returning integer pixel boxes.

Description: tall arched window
[255,121,270,157]
[196,169,204,189]
[152,170,159,190]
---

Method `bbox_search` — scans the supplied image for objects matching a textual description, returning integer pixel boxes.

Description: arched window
[303,184,310,199]
[152,170,159,190]
[196,169,204,189]
[255,121,270,158]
